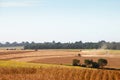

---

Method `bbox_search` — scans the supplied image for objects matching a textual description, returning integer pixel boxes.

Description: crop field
[0,49,120,68]
[0,61,120,80]
[0,46,24,50]
[0,49,120,80]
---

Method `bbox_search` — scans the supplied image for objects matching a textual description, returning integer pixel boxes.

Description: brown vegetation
[0,49,120,80]
[0,67,119,80]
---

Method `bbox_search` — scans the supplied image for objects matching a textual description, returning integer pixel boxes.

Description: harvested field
[0,49,120,68]
[31,56,120,68]
[0,50,120,80]
[0,50,34,55]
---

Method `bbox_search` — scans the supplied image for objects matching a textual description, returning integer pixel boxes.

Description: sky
[0,0,120,43]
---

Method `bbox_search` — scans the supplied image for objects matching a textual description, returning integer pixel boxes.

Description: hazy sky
[0,0,120,42]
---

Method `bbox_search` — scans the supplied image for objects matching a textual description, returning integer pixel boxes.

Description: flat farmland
[0,49,120,68]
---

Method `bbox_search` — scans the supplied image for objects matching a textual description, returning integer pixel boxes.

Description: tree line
[0,42,29,47]
[24,41,120,50]
[0,41,120,50]
[73,58,108,69]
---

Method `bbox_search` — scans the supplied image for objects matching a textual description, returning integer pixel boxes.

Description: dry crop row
[0,67,119,80]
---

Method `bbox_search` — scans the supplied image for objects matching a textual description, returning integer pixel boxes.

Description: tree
[98,59,108,68]
[92,62,99,68]
[72,59,80,66]
[78,53,81,57]
[12,42,18,46]
[84,59,93,68]
[5,42,10,46]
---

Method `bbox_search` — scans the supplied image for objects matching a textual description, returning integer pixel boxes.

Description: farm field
[0,49,120,68]
[0,61,120,80]
[0,46,24,50]
[0,49,120,80]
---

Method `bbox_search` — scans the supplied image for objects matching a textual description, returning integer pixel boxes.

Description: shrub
[81,64,86,67]
[78,53,81,57]
[35,49,38,51]
[98,59,108,68]
[84,59,93,68]
[72,59,80,66]
[92,62,99,68]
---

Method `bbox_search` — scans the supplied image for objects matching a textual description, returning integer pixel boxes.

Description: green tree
[72,59,80,66]
[92,62,99,68]
[98,59,108,68]
[84,59,93,68]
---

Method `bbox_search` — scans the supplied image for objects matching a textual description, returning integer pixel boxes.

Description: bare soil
[31,56,120,68]
[0,49,120,68]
